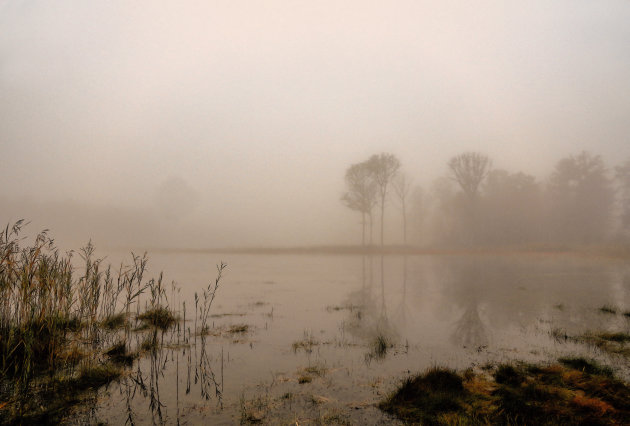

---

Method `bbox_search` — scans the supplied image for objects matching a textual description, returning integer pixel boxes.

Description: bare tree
[367,153,401,246]
[548,151,613,243]
[341,161,377,246]
[448,152,491,201]
[447,152,491,245]
[392,172,413,245]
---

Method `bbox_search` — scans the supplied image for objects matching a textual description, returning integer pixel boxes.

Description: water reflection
[84,253,630,424]
[392,255,412,328]
[451,300,489,349]
[448,260,489,349]
[341,255,630,359]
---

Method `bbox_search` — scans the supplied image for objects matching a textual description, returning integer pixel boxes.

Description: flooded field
[63,252,630,424]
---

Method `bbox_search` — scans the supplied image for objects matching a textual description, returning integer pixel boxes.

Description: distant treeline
[342,151,630,248]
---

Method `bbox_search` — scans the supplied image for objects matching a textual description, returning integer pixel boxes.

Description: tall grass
[1,222,153,393]
[198,262,227,335]
[0,221,80,389]
[0,220,227,422]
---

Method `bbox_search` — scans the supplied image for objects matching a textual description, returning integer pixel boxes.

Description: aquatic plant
[198,262,227,335]
[292,329,318,353]
[365,332,393,363]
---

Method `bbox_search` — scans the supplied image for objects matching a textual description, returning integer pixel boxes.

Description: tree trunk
[402,199,407,245]
[380,195,386,247]
[369,211,373,246]
[361,211,366,246]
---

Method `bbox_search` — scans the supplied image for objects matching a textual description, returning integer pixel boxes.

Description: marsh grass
[599,304,618,314]
[141,335,159,352]
[302,365,327,377]
[292,329,319,353]
[197,262,227,336]
[138,306,177,330]
[561,331,630,357]
[380,359,630,425]
[596,332,630,343]
[298,375,312,384]
[101,312,127,330]
[558,356,614,376]
[0,222,197,422]
[75,362,123,389]
[239,393,270,424]
[104,340,137,365]
[228,324,249,333]
[365,333,393,363]
[316,410,351,425]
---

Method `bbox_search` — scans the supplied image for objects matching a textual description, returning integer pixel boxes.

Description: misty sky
[2,1,630,247]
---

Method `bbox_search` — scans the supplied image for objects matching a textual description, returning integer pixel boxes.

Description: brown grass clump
[137,306,177,330]
[228,324,249,333]
[380,358,630,425]
[101,313,127,330]
[298,376,312,384]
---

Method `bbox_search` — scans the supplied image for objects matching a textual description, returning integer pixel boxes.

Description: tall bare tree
[447,152,491,245]
[448,152,492,201]
[392,172,413,245]
[341,161,377,246]
[367,153,400,246]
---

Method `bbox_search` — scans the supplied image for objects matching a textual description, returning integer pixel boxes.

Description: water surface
[81,253,630,424]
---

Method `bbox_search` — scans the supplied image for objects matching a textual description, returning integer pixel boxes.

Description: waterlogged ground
[70,253,630,424]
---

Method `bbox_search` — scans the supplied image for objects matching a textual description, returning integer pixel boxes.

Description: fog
[2,0,630,250]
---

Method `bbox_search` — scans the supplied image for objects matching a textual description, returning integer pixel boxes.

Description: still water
[78,253,630,424]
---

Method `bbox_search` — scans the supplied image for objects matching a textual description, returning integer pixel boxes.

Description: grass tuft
[379,367,464,424]
[494,364,525,387]
[228,324,249,333]
[137,306,177,330]
[298,375,312,384]
[101,313,127,330]
[292,330,318,353]
[558,357,613,377]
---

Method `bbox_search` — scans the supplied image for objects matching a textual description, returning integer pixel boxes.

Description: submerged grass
[380,359,630,425]
[365,333,393,363]
[104,340,137,365]
[75,362,123,390]
[292,329,319,353]
[101,312,127,330]
[228,324,249,333]
[599,304,618,314]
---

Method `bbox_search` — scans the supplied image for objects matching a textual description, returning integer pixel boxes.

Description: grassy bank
[380,358,630,425]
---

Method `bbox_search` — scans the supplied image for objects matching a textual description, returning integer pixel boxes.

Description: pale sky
[1,0,630,247]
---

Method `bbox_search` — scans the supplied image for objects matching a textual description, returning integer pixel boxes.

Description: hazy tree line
[343,151,630,248]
